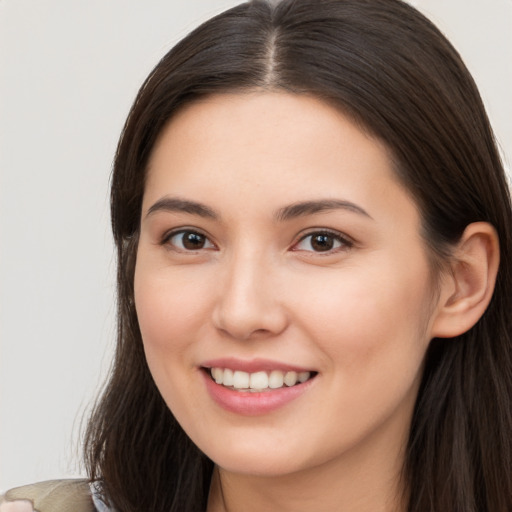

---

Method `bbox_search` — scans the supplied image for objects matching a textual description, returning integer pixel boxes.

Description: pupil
[183,232,205,249]
[311,234,333,251]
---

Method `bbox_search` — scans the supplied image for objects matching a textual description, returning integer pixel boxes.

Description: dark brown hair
[84,1,512,510]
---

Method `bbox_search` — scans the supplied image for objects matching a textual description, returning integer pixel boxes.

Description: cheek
[133,265,212,384]
[294,258,434,376]
[135,263,207,339]
[301,262,434,439]
[133,266,213,425]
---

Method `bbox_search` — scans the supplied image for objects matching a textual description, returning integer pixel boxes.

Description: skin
[134,92,451,512]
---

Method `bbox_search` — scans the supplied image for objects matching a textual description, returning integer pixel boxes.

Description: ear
[431,222,500,338]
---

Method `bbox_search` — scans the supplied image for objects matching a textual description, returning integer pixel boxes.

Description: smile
[209,367,314,391]
[200,359,318,415]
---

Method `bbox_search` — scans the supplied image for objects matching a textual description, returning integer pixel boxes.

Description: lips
[200,359,317,415]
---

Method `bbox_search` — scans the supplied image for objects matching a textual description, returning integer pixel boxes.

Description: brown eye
[182,232,206,249]
[293,231,352,253]
[167,230,215,251]
[310,234,335,251]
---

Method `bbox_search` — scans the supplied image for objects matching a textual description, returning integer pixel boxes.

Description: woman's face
[134,93,443,477]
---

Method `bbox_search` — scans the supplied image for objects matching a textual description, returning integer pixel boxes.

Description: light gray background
[1,0,511,491]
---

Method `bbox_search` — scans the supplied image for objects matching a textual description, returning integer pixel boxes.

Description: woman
[2,0,510,510]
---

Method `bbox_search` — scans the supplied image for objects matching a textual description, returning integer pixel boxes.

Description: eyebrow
[274,199,372,221]
[145,196,371,222]
[146,197,218,219]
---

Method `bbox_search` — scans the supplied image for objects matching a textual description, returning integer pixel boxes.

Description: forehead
[143,92,418,226]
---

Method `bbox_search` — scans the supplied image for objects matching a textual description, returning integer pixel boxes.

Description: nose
[212,250,289,341]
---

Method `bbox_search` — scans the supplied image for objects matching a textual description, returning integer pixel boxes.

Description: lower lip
[201,370,315,416]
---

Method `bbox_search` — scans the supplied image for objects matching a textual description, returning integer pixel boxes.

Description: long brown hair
[84,1,512,510]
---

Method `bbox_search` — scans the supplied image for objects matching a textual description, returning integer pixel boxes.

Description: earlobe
[431,222,500,338]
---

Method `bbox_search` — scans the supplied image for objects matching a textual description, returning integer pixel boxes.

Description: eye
[164,230,215,251]
[293,230,353,253]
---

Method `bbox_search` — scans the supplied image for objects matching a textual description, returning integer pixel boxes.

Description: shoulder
[0,480,95,512]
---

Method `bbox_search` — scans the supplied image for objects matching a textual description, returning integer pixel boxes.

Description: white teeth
[223,368,234,386]
[268,370,284,389]
[209,368,312,390]
[284,371,298,387]
[298,371,310,383]
[249,371,268,390]
[233,370,250,389]
[212,367,223,384]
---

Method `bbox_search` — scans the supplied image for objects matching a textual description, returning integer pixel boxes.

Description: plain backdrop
[1,0,511,492]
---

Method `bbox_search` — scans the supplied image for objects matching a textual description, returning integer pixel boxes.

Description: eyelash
[161,228,354,254]
[292,229,354,254]
[161,229,216,252]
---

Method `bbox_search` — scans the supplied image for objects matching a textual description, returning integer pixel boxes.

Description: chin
[197,432,320,478]
[215,454,305,478]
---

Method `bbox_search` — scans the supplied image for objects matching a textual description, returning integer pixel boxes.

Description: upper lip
[201,357,315,373]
